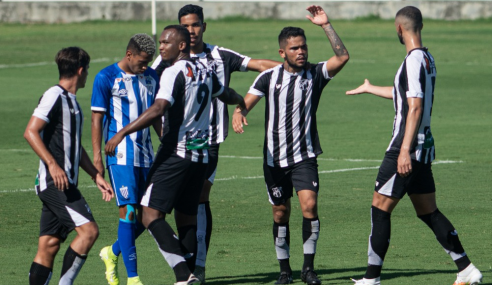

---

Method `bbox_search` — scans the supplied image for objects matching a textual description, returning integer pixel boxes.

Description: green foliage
[0,19,491,284]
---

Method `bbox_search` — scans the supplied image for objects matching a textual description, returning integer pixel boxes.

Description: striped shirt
[157,58,224,163]
[248,62,332,167]
[152,43,251,145]
[91,63,159,168]
[33,85,83,192]
[389,47,436,163]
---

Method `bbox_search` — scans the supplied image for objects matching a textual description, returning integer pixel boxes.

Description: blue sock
[119,219,138,277]
[112,241,121,256]
[111,221,144,257]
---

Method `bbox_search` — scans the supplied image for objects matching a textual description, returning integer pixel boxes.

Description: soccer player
[24,47,114,285]
[232,5,349,285]
[346,6,482,285]
[105,25,246,285]
[151,6,280,282]
[91,34,159,285]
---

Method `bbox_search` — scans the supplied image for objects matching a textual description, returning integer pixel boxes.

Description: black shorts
[141,152,207,215]
[375,151,436,199]
[205,144,220,184]
[37,184,95,241]
[263,158,319,206]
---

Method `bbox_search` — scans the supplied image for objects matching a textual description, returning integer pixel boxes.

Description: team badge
[117,152,124,159]
[120,185,129,199]
[271,186,283,198]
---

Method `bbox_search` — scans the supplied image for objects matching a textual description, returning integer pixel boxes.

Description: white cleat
[174,273,200,285]
[351,277,381,285]
[453,264,482,285]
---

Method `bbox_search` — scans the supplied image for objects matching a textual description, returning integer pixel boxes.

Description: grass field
[0,17,491,285]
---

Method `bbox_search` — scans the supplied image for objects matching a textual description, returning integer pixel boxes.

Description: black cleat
[301,268,321,285]
[274,272,293,284]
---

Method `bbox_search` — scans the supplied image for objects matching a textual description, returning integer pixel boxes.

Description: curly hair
[127,33,156,56]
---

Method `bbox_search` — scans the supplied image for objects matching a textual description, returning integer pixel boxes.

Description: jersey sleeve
[312,62,332,93]
[247,70,272,97]
[405,53,425,98]
[218,47,251,72]
[151,55,162,69]
[91,71,112,112]
[155,67,184,106]
[210,71,224,98]
[33,90,60,123]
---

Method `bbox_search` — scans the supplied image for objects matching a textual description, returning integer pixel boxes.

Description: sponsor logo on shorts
[450,230,458,236]
[120,185,129,199]
[271,187,283,198]
[375,181,379,187]
[85,204,92,214]
[312,181,318,187]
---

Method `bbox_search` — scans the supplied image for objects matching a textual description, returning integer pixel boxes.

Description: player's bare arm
[398,97,422,177]
[247,59,281,73]
[24,116,69,191]
[217,87,246,109]
[105,99,170,156]
[91,111,105,178]
[232,93,262,134]
[306,5,349,77]
[346,79,394,99]
[79,147,114,201]
[152,117,163,137]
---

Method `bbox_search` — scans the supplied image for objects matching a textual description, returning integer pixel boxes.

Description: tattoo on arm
[323,24,348,57]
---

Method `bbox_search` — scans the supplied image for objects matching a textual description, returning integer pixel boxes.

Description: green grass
[0,19,491,285]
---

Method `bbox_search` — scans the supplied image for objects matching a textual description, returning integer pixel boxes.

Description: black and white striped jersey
[156,58,224,163]
[33,85,83,192]
[389,47,436,163]
[248,62,332,168]
[152,43,251,145]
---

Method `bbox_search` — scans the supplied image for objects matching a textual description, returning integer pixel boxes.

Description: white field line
[0,57,118,69]
[0,151,463,192]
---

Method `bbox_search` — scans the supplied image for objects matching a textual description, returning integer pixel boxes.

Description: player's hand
[93,157,105,179]
[232,109,248,134]
[397,150,412,177]
[48,163,69,191]
[105,133,124,157]
[306,5,330,26]
[94,173,114,202]
[346,79,372,95]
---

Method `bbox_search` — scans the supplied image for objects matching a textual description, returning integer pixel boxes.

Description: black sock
[279,259,292,274]
[178,225,197,272]
[204,201,213,252]
[147,218,189,282]
[302,216,320,270]
[418,209,470,271]
[364,206,391,279]
[29,262,52,285]
[60,246,87,284]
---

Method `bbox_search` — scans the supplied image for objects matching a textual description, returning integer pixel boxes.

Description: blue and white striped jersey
[91,63,159,167]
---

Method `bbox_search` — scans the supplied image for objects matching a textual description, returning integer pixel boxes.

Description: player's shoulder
[43,85,65,99]
[406,48,431,63]
[95,63,119,79]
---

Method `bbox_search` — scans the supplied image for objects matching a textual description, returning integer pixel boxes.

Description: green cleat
[100,246,119,285]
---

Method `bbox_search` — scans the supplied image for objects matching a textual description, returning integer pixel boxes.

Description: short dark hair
[178,4,204,23]
[127,33,156,57]
[55,47,90,79]
[164,25,191,53]
[396,6,423,32]
[278,27,306,48]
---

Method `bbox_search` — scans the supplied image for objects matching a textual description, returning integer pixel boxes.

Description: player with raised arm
[233,5,349,285]
[151,6,280,282]
[105,25,245,285]
[25,47,114,285]
[92,34,159,285]
[346,6,482,285]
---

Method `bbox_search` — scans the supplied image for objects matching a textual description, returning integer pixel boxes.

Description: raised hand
[306,5,329,26]
[346,79,372,95]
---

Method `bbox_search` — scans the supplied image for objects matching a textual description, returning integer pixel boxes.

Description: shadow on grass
[202,267,461,284]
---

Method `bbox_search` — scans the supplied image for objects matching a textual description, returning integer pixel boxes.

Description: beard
[285,56,306,70]
[397,33,404,45]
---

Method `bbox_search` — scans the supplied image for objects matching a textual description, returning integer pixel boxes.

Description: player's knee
[79,222,99,242]
[273,209,290,223]
[120,204,137,223]
[42,236,62,255]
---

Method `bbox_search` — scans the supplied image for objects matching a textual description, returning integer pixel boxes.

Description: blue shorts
[108,165,150,206]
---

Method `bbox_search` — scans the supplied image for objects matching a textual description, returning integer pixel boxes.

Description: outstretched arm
[247,59,281,73]
[232,93,262,134]
[346,79,394,99]
[105,99,169,156]
[217,87,246,109]
[306,5,349,77]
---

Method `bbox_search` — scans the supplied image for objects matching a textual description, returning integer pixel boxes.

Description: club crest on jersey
[120,185,129,199]
[299,79,309,91]
[271,187,283,198]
